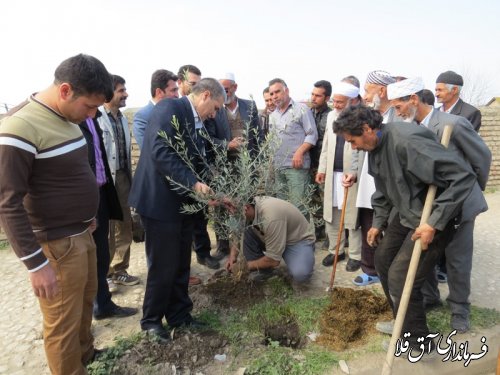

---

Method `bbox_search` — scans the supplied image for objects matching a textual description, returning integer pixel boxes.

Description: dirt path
[1,192,499,375]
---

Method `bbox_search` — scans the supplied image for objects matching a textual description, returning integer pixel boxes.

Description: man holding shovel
[333,105,476,356]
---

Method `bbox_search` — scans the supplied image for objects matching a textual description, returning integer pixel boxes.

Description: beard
[225,92,236,105]
[404,105,418,122]
[367,94,381,111]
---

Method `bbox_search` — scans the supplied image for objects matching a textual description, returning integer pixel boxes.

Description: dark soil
[318,287,392,350]
[111,328,228,375]
[191,269,277,310]
[264,317,303,349]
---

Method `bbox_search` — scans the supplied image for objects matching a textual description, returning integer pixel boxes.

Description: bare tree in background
[458,65,493,107]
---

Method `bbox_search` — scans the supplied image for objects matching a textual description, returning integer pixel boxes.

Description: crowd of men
[0,53,492,373]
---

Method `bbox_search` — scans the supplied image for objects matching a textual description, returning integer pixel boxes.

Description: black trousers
[374,216,455,347]
[93,187,114,314]
[192,213,212,258]
[421,218,475,317]
[140,215,194,330]
[359,208,377,276]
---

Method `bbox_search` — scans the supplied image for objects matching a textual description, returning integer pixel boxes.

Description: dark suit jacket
[449,98,482,132]
[236,97,263,154]
[79,113,123,221]
[128,96,204,222]
[427,109,491,221]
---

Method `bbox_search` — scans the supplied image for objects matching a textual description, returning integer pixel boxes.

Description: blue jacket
[133,101,154,150]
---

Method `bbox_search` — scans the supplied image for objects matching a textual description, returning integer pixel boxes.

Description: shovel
[326,186,349,292]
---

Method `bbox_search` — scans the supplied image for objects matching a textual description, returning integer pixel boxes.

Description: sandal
[353,273,380,286]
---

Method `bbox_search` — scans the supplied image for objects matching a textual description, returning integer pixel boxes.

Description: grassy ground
[0,239,9,250]
[88,276,500,375]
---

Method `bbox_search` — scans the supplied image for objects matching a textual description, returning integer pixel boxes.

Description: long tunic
[369,122,476,231]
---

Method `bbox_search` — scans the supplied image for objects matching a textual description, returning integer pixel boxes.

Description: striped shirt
[0,97,98,271]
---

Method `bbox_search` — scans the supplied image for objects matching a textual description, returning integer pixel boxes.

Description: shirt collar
[187,96,202,124]
[420,108,434,127]
[440,97,459,113]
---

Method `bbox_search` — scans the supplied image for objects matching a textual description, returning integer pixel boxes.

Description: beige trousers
[325,207,361,261]
[39,230,97,375]
[108,169,133,275]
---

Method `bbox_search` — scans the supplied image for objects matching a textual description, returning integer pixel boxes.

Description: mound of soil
[111,329,228,375]
[318,287,392,350]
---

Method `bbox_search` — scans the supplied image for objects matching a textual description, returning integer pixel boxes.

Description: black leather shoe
[144,326,171,344]
[171,318,208,330]
[85,347,107,365]
[197,255,220,270]
[94,305,138,320]
[345,258,361,272]
[322,252,345,267]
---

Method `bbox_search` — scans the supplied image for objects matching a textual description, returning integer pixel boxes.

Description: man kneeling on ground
[226,196,315,282]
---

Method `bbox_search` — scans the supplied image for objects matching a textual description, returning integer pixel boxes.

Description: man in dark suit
[128,78,225,343]
[79,112,138,320]
[388,77,491,332]
[133,69,179,150]
[435,70,482,131]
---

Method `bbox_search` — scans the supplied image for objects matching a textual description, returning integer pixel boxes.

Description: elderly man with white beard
[385,77,491,333]
[342,71,401,286]
[315,81,362,271]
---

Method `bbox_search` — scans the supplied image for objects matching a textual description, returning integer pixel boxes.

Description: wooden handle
[328,186,349,291]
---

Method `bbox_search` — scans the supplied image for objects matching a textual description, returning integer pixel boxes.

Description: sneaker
[376,320,394,335]
[322,252,345,267]
[345,258,361,272]
[113,272,140,286]
[107,278,118,293]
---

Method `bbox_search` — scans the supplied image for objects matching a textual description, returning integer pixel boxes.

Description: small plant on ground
[87,333,143,375]
[0,239,9,250]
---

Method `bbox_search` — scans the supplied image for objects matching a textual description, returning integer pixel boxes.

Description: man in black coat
[435,70,482,131]
[79,112,138,320]
[129,78,225,342]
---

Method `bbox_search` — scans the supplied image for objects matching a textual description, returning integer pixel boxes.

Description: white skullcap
[221,72,235,82]
[332,82,359,98]
[387,77,425,100]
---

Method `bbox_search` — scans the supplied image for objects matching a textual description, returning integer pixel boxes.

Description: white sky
[1,0,500,111]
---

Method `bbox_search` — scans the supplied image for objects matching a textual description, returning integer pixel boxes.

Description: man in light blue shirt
[268,78,318,217]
